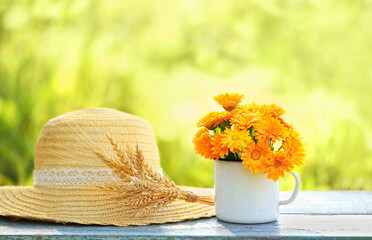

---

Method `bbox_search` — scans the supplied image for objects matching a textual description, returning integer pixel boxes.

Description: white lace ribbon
[33,169,120,186]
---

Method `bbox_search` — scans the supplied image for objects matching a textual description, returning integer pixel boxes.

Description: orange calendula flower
[213,93,244,111]
[197,111,230,130]
[241,140,271,174]
[216,111,232,125]
[254,104,285,119]
[194,94,304,181]
[228,104,247,121]
[278,117,294,131]
[233,104,250,114]
[263,151,295,182]
[246,102,259,114]
[221,128,252,153]
[197,112,218,129]
[211,133,229,159]
[256,105,271,118]
[254,117,289,141]
[231,112,259,130]
[283,132,305,167]
[193,128,215,159]
[269,104,286,118]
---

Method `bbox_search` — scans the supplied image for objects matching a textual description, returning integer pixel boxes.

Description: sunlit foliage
[1,0,372,189]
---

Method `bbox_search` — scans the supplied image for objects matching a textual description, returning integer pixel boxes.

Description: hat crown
[34,108,161,173]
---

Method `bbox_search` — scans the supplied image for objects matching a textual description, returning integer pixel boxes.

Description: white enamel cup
[214,160,300,224]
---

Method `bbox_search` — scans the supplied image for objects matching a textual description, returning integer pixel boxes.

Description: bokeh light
[1,0,372,190]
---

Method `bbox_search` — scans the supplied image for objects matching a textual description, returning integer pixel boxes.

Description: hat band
[33,169,120,186]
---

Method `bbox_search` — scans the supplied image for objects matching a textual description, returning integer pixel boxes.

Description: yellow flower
[247,102,260,114]
[241,140,271,174]
[221,128,252,153]
[233,104,250,114]
[211,133,229,159]
[213,93,244,111]
[193,128,215,159]
[193,95,305,182]
[230,112,259,130]
[197,111,230,129]
[269,104,286,118]
[254,116,289,141]
[254,104,286,119]
[263,151,294,182]
[283,131,305,167]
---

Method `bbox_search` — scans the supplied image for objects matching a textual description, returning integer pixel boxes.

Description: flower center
[232,134,240,140]
[274,160,281,168]
[224,106,236,111]
[251,150,261,160]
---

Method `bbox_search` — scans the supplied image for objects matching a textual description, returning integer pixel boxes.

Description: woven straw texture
[0,108,215,226]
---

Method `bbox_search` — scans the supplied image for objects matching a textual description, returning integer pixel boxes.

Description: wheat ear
[95,134,214,214]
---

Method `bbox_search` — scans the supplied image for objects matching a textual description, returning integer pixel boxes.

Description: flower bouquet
[193,93,305,223]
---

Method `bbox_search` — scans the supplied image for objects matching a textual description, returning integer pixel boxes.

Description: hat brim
[0,185,215,226]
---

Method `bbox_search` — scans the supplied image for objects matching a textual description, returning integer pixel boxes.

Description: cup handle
[279,171,300,205]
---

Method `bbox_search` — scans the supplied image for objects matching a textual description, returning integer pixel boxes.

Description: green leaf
[216,126,222,135]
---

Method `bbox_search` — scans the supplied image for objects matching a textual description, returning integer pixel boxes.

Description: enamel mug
[214,160,300,224]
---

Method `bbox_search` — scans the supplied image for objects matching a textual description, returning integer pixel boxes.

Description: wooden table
[1,191,371,239]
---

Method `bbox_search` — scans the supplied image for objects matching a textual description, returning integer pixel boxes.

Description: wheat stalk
[95,134,214,215]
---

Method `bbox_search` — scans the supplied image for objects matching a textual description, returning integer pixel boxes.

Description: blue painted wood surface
[1,191,372,239]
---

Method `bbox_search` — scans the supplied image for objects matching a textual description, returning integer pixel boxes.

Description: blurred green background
[1,0,372,190]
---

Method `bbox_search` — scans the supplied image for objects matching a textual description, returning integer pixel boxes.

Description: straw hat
[0,108,215,226]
